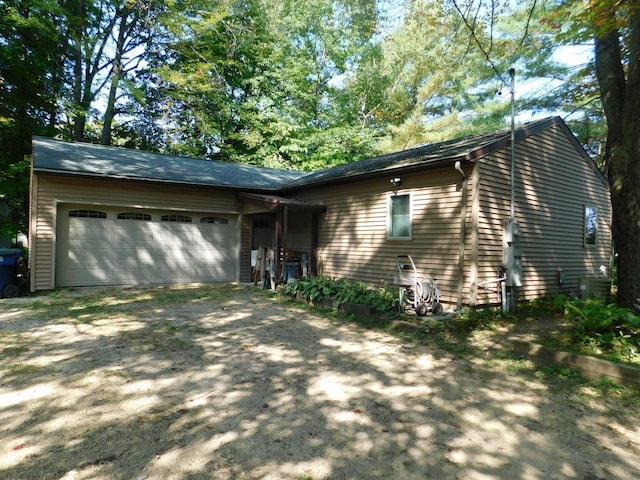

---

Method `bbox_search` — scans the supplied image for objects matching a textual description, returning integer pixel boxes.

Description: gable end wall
[475,124,611,303]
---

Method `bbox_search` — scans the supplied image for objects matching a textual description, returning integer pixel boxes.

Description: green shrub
[564,299,640,334]
[564,299,640,363]
[285,276,398,313]
[512,294,572,319]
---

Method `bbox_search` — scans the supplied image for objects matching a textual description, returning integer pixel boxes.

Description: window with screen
[585,206,597,246]
[389,194,411,239]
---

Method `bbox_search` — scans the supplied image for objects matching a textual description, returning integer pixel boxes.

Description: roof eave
[31,167,286,192]
[280,155,472,193]
[238,192,327,212]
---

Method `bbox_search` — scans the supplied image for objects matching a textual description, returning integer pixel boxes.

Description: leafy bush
[285,276,398,313]
[565,299,640,334]
[564,299,640,363]
[526,294,572,315]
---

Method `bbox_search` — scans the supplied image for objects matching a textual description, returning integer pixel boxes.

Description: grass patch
[11,284,245,325]
[8,364,44,377]
[2,345,29,356]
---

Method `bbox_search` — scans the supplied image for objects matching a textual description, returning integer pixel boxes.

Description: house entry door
[251,215,275,250]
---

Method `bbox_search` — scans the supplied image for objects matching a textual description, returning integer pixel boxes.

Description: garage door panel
[155,224,194,238]
[194,251,232,270]
[59,207,237,287]
[65,248,113,267]
[112,226,155,243]
[155,247,195,261]
[112,247,155,265]
[198,235,229,248]
[61,265,111,285]
[111,267,159,284]
[69,220,112,242]
[67,238,113,251]
[193,225,230,240]
[194,265,230,280]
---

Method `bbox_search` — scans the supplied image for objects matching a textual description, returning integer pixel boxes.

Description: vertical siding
[240,215,253,282]
[296,169,470,308]
[476,125,611,302]
[31,173,57,291]
[31,174,242,291]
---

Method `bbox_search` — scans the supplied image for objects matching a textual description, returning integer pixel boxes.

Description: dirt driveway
[1,284,639,480]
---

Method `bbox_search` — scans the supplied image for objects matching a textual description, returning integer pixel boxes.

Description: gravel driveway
[1,284,639,479]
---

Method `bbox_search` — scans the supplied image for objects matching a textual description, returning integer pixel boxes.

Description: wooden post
[275,207,284,282]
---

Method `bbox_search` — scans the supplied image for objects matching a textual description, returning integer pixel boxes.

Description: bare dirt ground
[1,284,639,480]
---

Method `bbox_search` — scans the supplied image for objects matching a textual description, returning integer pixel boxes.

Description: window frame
[584,205,598,247]
[387,192,412,240]
[117,212,152,221]
[200,216,229,224]
[68,209,107,219]
[160,214,192,223]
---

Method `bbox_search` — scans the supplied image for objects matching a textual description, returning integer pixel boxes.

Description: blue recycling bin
[284,260,300,282]
[0,248,24,298]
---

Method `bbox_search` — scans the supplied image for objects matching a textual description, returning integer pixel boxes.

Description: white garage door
[57,207,238,287]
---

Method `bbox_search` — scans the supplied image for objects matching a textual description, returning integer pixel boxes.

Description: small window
[585,206,597,246]
[161,214,192,223]
[117,212,151,221]
[69,209,106,219]
[388,194,411,239]
[201,216,229,224]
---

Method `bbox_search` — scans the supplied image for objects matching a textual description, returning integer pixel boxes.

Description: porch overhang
[238,192,327,213]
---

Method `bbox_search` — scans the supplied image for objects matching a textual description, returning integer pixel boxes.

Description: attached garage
[29,137,306,292]
[56,206,238,287]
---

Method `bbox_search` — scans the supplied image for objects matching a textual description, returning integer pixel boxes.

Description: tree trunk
[72,0,86,141]
[595,8,640,309]
[101,8,133,145]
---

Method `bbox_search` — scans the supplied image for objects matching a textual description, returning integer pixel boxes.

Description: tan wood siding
[296,169,470,308]
[476,125,611,302]
[475,148,511,305]
[31,174,242,291]
[240,216,253,282]
[284,210,312,253]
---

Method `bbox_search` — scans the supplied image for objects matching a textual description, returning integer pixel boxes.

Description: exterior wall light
[390,177,402,188]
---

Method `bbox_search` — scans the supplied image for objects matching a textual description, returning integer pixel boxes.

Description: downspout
[455,161,468,310]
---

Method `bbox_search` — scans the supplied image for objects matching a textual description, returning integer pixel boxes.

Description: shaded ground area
[1,284,639,479]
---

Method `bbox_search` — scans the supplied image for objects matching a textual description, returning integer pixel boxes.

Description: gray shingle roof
[283,116,579,189]
[286,126,513,188]
[32,137,306,190]
[32,117,570,191]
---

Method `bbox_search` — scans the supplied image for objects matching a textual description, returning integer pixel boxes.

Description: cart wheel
[2,284,19,298]
[431,302,443,314]
[415,303,428,316]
